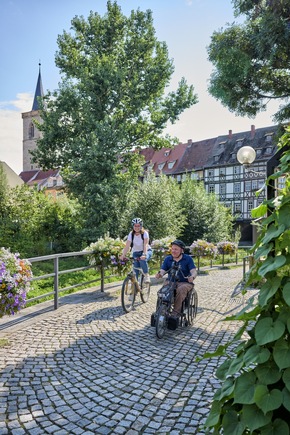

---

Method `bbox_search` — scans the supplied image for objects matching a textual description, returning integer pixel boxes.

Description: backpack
[130,230,151,249]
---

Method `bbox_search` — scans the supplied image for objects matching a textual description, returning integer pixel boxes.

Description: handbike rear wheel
[140,275,151,303]
[121,276,136,313]
[187,288,198,325]
[155,304,167,339]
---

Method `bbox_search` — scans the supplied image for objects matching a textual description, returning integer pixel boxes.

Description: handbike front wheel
[140,275,150,303]
[155,304,167,339]
[121,276,136,313]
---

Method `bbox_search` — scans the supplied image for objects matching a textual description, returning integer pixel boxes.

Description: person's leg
[132,251,142,279]
[173,282,193,315]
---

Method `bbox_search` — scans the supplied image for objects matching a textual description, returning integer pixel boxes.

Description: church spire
[32,63,44,111]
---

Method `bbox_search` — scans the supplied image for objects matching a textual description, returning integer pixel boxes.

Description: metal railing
[27,250,108,310]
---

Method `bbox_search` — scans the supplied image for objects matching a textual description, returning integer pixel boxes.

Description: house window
[209,184,215,193]
[29,123,34,139]
[248,200,253,211]
[234,202,241,212]
[265,134,273,142]
[256,149,262,156]
[208,169,214,177]
[233,166,240,175]
[252,180,258,190]
[164,150,170,157]
[214,155,219,162]
[266,147,272,154]
[245,181,251,191]
[158,162,165,170]
[220,184,226,194]
[168,160,176,169]
[176,174,181,182]
[234,182,241,193]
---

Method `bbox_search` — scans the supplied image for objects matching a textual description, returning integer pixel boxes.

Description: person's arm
[155,268,166,279]
[141,236,149,259]
[188,267,197,283]
[120,239,131,260]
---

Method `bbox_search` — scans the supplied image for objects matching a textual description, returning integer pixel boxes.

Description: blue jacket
[161,254,196,282]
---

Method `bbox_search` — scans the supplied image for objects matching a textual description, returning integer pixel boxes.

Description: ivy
[203,126,290,434]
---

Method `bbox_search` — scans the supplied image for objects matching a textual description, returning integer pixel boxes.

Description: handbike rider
[155,239,197,329]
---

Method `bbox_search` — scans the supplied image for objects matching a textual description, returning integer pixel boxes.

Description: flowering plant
[190,240,217,259]
[217,241,237,255]
[84,234,127,269]
[0,248,33,318]
[151,236,176,255]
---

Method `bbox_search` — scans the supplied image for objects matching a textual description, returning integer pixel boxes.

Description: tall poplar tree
[33,1,197,237]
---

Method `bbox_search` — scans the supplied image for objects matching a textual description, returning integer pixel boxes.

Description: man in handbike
[155,240,197,329]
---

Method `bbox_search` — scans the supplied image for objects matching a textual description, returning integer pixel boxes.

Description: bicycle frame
[121,258,151,313]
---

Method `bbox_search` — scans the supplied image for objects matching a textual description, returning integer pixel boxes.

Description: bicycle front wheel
[140,275,151,303]
[121,276,136,313]
[155,304,167,339]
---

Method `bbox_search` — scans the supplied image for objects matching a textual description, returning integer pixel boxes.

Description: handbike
[151,263,198,339]
[121,258,151,313]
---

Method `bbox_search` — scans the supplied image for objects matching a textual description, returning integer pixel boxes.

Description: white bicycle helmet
[131,217,143,227]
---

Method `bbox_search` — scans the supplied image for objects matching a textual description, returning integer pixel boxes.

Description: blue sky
[0,0,279,174]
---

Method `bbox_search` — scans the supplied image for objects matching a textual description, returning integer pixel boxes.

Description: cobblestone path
[0,267,247,434]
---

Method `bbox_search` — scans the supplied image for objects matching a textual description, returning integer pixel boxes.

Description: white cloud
[0,93,33,174]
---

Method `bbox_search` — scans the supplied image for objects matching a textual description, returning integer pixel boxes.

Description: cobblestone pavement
[0,267,248,435]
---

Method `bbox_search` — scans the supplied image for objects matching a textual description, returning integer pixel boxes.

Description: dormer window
[266,147,273,154]
[256,149,262,156]
[265,133,273,142]
[168,160,176,169]
[158,162,165,170]
[164,150,171,157]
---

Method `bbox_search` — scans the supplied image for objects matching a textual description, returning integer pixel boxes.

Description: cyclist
[120,218,152,283]
[155,239,197,326]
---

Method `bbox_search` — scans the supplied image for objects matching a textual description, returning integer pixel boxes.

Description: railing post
[100,261,105,292]
[54,256,59,310]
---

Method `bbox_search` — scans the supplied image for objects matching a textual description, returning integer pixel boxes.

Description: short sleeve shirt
[161,254,196,282]
[127,231,149,253]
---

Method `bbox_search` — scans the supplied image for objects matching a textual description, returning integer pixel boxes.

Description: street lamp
[237,146,256,168]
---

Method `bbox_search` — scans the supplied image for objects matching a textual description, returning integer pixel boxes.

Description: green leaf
[205,400,221,427]
[259,276,281,306]
[234,372,256,404]
[255,361,281,385]
[273,339,290,370]
[244,345,270,365]
[227,355,244,376]
[258,255,286,277]
[282,387,290,412]
[260,418,290,435]
[254,385,282,414]
[214,377,235,401]
[254,243,274,259]
[282,368,290,391]
[262,225,285,244]
[215,358,231,380]
[277,203,290,228]
[252,203,268,218]
[282,281,290,307]
[255,318,285,345]
[241,404,272,432]
[222,410,245,435]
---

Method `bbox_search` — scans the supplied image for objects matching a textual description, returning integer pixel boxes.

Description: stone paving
[0,266,248,435]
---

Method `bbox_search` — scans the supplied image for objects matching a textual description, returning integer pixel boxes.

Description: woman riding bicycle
[155,240,197,324]
[120,218,152,283]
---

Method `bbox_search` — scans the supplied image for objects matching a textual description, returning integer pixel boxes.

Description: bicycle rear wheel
[155,304,167,339]
[140,275,151,303]
[121,276,136,313]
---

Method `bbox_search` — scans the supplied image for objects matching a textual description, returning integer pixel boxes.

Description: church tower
[22,64,44,171]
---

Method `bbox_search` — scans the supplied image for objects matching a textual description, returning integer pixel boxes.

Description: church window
[29,122,34,139]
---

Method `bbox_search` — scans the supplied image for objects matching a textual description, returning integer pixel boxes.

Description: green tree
[179,177,233,244]
[207,0,290,123]
[204,129,290,433]
[33,1,197,235]
[119,172,186,241]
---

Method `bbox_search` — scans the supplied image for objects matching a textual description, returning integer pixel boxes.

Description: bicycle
[151,262,198,339]
[121,258,151,313]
